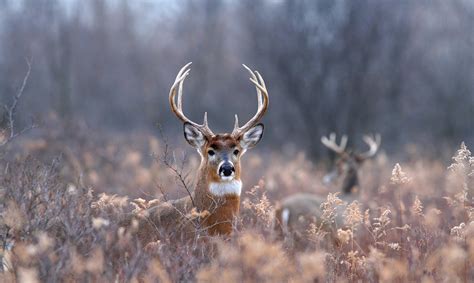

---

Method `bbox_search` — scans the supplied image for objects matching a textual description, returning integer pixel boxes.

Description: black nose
[219,163,235,177]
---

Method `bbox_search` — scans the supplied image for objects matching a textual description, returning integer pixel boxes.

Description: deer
[274,133,380,249]
[125,63,269,245]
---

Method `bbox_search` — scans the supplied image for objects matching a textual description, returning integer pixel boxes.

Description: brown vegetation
[0,127,473,282]
[274,133,382,250]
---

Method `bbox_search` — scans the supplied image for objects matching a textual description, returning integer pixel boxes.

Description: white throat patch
[209,180,242,196]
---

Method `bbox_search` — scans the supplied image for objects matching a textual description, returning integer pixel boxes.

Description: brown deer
[274,133,380,248]
[127,63,269,244]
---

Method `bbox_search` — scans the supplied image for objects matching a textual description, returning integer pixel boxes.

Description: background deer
[128,63,269,244]
[274,133,380,248]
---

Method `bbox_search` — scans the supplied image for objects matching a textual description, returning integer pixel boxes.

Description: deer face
[323,152,361,188]
[322,134,381,194]
[169,62,268,189]
[184,123,264,182]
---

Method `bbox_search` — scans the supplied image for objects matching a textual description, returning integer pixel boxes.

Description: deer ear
[240,123,264,150]
[184,122,206,148]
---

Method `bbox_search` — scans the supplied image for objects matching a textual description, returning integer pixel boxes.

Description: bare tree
[0,0,473,156]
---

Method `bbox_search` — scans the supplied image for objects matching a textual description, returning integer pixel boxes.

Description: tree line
[0,0,472,158]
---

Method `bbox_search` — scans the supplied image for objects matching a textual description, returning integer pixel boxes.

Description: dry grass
[0,127,473,282]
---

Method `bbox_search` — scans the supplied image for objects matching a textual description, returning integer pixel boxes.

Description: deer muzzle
[218,161,235,180]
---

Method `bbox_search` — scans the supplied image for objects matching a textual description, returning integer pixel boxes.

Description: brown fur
[202,194,240,235]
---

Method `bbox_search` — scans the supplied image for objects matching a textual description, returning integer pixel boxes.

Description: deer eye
[233,149,240,155]
[207,149,215,156]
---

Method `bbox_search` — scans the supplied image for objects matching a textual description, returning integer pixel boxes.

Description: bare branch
[156,125,196,208]
[0,58,36,147]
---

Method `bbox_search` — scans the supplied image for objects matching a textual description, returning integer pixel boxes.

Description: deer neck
[192,162,242,235]
[341,169,359,196]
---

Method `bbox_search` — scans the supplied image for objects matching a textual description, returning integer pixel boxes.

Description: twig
[156,125,196,208]
[160,146,196,208]
[154,181,169,202]
[0,57,36,147]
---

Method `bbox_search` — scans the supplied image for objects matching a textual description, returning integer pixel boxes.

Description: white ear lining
[184,123,206,148]
[244,128,262,141]
[184,126,202,139]
[240,124,264,149]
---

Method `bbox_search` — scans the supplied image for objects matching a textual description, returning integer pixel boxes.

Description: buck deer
[127,63,269,244]
[274,133,380,248]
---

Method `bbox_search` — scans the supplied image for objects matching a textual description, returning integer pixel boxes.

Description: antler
[231,64,269,137]
[321,133,348,154]
[169,62,214,137]
[355,134,381,160]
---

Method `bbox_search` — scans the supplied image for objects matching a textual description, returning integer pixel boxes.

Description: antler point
[203,112,208,125]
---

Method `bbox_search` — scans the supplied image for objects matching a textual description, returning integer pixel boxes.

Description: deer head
[169,63,268,197]
[321,133,381,194]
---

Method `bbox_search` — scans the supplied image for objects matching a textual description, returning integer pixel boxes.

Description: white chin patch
[220,175,234,181]
[209,180,242,196]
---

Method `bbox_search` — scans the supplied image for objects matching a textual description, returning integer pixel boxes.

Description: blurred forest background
[3,2,474,281]
[0,0,473,159]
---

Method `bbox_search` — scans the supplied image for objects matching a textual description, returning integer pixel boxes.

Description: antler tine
[169,62,214,137]
[232,65,269,137]
[255,71,266,107]
[233,114,239,130]
[242,64,263,108]
[177,70,189,110]
[340,135,348,151]
[321,133,348,154]
[356,134,381,160]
